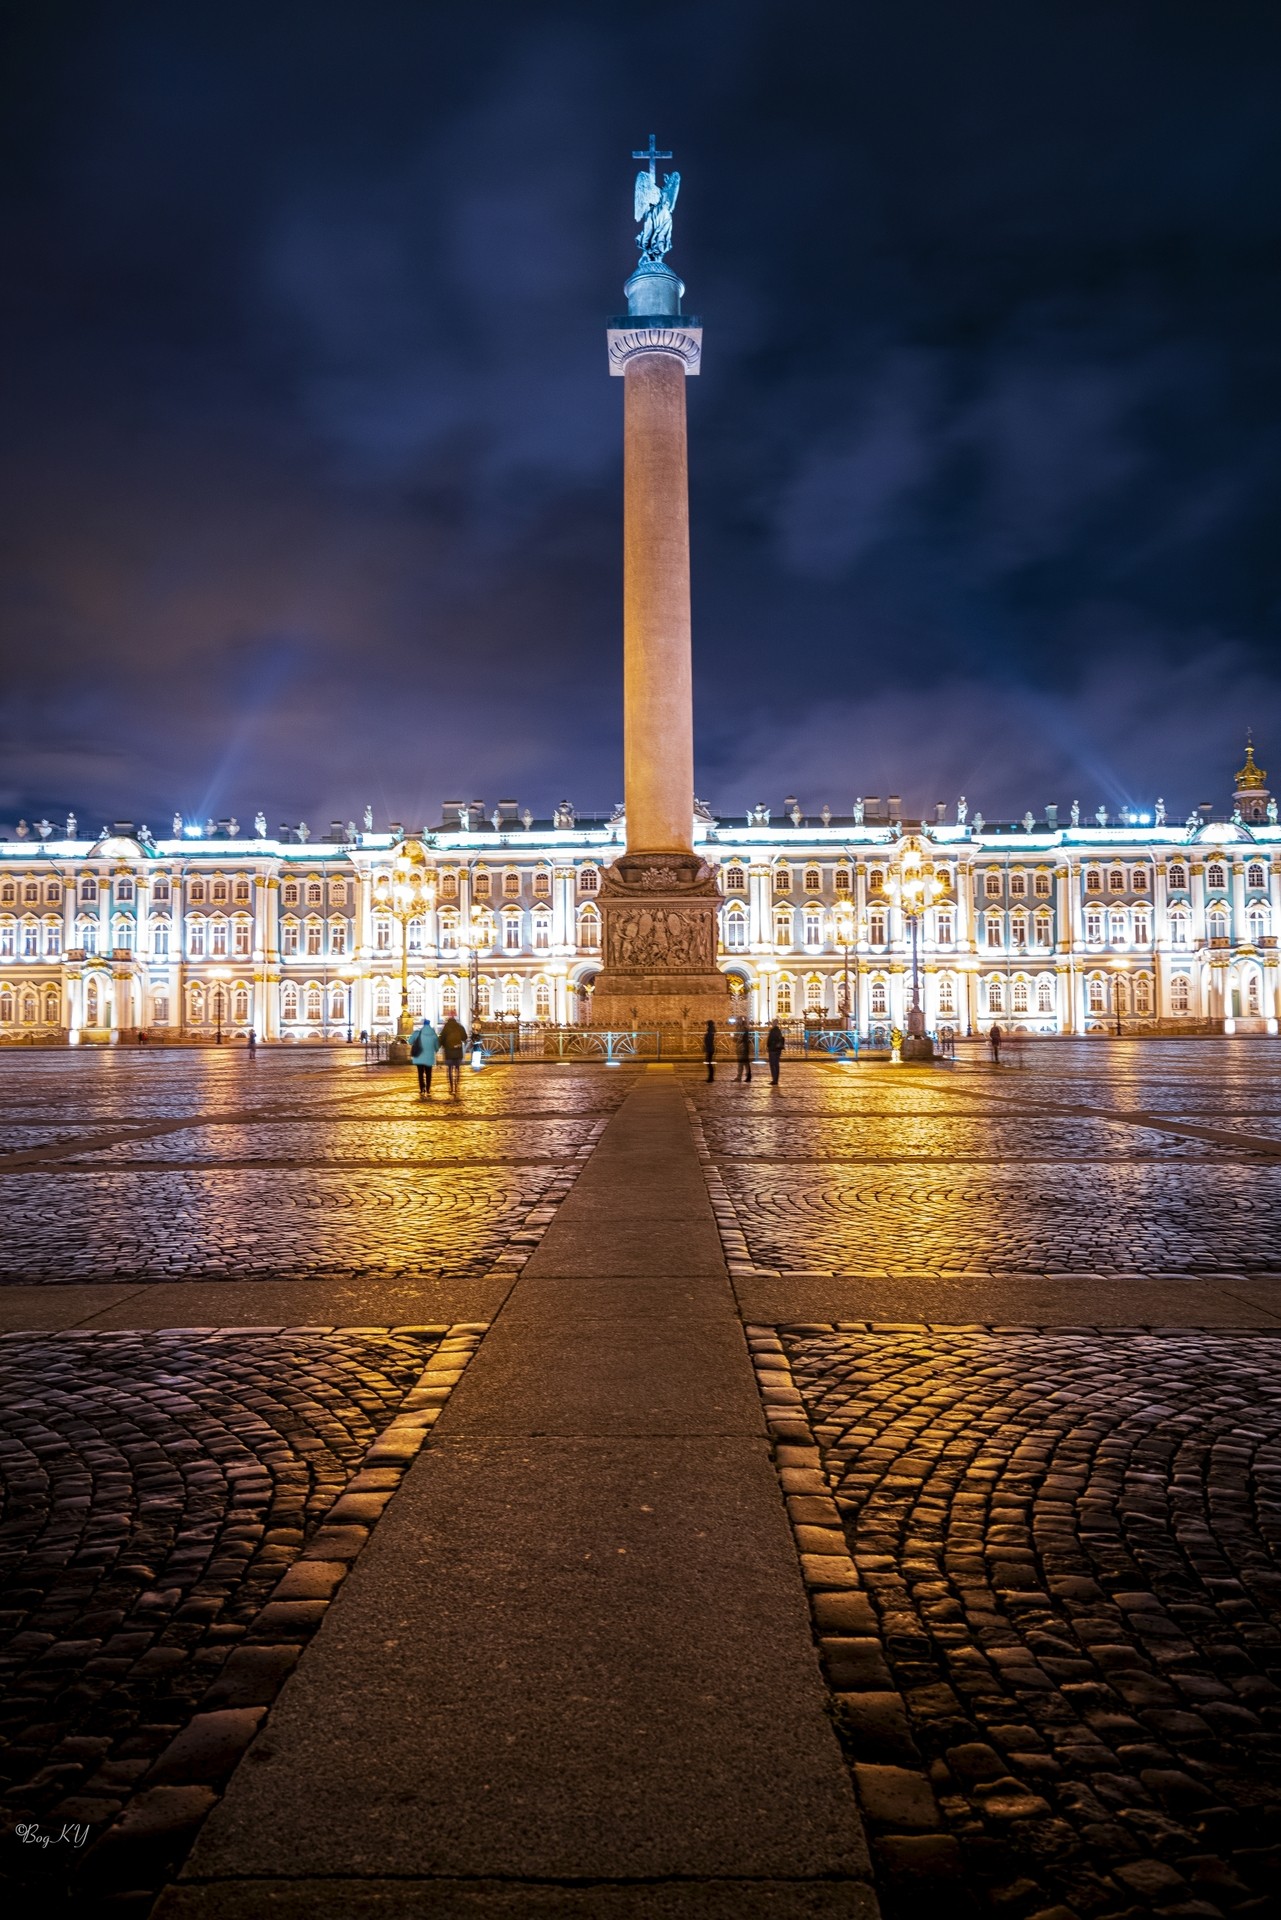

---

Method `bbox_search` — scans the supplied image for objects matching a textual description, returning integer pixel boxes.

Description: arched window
[188,984,205,1023]
[533,868,551,899]
[723,907,748,950]
[984,871,1002,897]
[80,875,97,902]
[45,881,60,904]
[85,980,100,1025]
[1134,974,1152,1015]
[439,870,458,899]
[0,988,12,1022]
[775,866,793,893]
[503,870,521,896]
[1208,909,1229,939]
[153,992,169,1025]
[407,979,424,1017]
[1247,973,1261,1015]
[116,878,134,903]
[987,978,1003,1013]
[834,866,851,892]
[1248,863,1266,890]
[1010,872,1026,898]
[235,878,251,903]
[503,977,521,1015]
[475,978,492,1019]
[306,986,322,1022]
[212,879,228,903]
[306,881,323,906]
[233,986,250,1023]
[869,978,888,1017]
[282,983,299,1021]
[1085,869,1102,893]
[579,906,600,950]
[0,883,12,904]
[1109,869,1125,892]
[775,974,794,1016]
[937,975,955,1016]
[578,866,600,894]
[21,989,36,1024]
[1087,975,1106,1012]
[473,869,491,898]
[804,867,821,892]
[804,974,825,1010]
[1034,871,1052,897]
[1012,978,1029,1013]
[43,985,59,1024]
[1167,862,1187,891]
[375,980,393,1020]
[1207,863,1226,890]
[1132,868,1148,892]
[283,882,299,906]
[1169,910,1189,946]
[1249,906,1270,941]
[534,978,553,1021]
[1036,976,1054,1015]
[722,865,746,892]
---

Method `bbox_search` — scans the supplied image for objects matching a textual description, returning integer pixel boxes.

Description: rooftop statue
[633,135,679,262]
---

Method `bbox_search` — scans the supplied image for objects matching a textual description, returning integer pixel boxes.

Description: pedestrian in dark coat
[703,1020,716,1082]
[989,1022,1003,1065]
[735,1025,752,1082]
[410,1019,439,1098]
[765,1021,785,1088]
[438,1015,469,1097]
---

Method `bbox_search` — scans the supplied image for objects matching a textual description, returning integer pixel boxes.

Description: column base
[592,852,729,1029]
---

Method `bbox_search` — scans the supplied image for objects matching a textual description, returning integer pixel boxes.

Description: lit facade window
[985,872,1001,897]
[534,979,553,1021]
[375,917,393,952]
[1034,912,1052,945]
[1085,870,1101,893]
[1207,863,1226,890]
[579,867,600,893]
[870,979,888,1016]
[1034,871,1052,896]
[281,921,299,955]
[532,914,551,950]
[868,909,887,945]
[579,908,600,950]
[723,865,746,892]
[804,867,820,892]
[987,978,1003,1013]
[234,920,251,957]
[1133,868,1148,892]
[935,909,954,945]
[330,920,347,955]
[1010,873,1026,898]
[188,919,206,958]
[1248,863,1266,890]
[774,909,793,946]
[1109,869,1125,892]
[775,975,794,1015]
[1085,911,1102,943]
[210,921,228,958]
[1133,910,1150,944]
[1037,977,1054,1014]
[835,867,851,892]
[1012,977,1029,1013]
[1168,863,1187,891]
[307,882,323,906]
[504,871,520,896]
[937,975,955,1015]
[1088,976,1106,1012]
[985,912,1002,945]
[775,867,792,893]
[503,915,522,951]
[803,909,822,945]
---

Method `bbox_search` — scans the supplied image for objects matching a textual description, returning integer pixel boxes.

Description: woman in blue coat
[410,1019,440,1098]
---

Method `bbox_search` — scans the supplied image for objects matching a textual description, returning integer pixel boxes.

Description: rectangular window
[234,923,251,956]
[1133,869,1148,891]
[45,925,61,956]
[775,869,791,892]
[868,909,887,945]
[1133,912,1150,945]
[189,922,205,958]
[1010,874,1026,897]
[153,923,169,957]
[331,922,347,955]
[305,924,321,956]
[0,927,13,958]
[774,912,792,946]
[935,910,954,945]
[985,873,1001,897]
[474,870,491,897]
[1035,872,1052,896]
[211,923,228,957]
[504,918,521,950]
[533,918,550,950]
[1085,912,1103,942]
[1034,913,1052,945]
[281,924,299,955]
[533,872,551,898]
[22,925,39,957]
[803,910,822,945]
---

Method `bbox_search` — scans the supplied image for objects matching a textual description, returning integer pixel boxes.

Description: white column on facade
[1231,859,1247,945]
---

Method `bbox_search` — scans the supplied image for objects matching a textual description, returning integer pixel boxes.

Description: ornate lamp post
[375,844,434,1062]
[210,967,227,1046]
[339,964,358,1043]
[836,906,855,1031]
[888,843,942,1062]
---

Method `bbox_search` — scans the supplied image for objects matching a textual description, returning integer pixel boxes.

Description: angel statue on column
[635,168,680,262]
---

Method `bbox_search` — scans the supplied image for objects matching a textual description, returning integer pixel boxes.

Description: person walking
[766,1020,785,1088]
[703,1020,716,1082]
[246,1028,257,1060]
[410,1017,439,1098]
[734,1023,752,1082]
[989,1022,1003,1065]
[438,1014,469,1098]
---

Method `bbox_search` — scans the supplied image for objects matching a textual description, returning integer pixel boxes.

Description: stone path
[2,1040,1281,1918]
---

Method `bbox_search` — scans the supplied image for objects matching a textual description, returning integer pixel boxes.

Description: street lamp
[374,846,435,1041]
[888,843,943,1062]
[210,967,227,1046]
[339,964,358,1043]
[836,906,855,1031]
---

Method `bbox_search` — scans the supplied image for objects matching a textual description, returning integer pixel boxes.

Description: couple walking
[703,1019,785,1086]
[409,1015,469,1098]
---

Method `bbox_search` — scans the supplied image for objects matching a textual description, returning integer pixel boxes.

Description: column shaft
[624,352,693,854]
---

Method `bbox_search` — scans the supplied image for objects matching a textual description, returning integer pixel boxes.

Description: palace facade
[1,748,1277,1044]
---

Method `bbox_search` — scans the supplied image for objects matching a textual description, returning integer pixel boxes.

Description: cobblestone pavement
[0,1054,626,1286]
[760,1328,1281,1920]
[693,1040,1281,1276]
[0,1325,480,1911]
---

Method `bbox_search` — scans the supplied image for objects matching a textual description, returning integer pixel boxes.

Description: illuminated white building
[1,747,1278,1042]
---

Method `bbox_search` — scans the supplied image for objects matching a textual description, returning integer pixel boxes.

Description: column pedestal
[592,851,727,1031]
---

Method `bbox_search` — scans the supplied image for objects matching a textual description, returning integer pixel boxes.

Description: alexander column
[591,137,728,1032]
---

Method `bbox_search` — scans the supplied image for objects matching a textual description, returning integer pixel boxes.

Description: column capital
[607,321,702,375]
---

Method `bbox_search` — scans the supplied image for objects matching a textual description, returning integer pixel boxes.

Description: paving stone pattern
[0,1324,481,1911]
[768,1327,1281,1920]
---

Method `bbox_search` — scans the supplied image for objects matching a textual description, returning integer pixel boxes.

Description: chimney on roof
[497,799,518,822]
[865,795,880,818]
[888,795,901,822]
[934,802,946,823]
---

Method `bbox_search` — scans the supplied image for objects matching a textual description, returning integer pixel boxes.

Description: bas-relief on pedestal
[592,852,726,1029]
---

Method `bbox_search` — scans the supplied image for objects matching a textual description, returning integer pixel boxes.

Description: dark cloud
[2,0,1280,828]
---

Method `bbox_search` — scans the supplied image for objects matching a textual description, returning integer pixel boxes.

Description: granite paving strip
[748,1328,1281,1920]
[0,1325,484,1913]
[163,1080,875,1915]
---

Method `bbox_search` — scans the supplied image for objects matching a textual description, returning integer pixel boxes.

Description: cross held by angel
[633,134,679,262]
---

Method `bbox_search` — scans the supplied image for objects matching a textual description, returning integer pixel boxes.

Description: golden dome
[1236,738,1266,791]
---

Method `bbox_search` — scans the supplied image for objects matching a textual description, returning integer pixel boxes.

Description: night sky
[4,1,1280,833]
